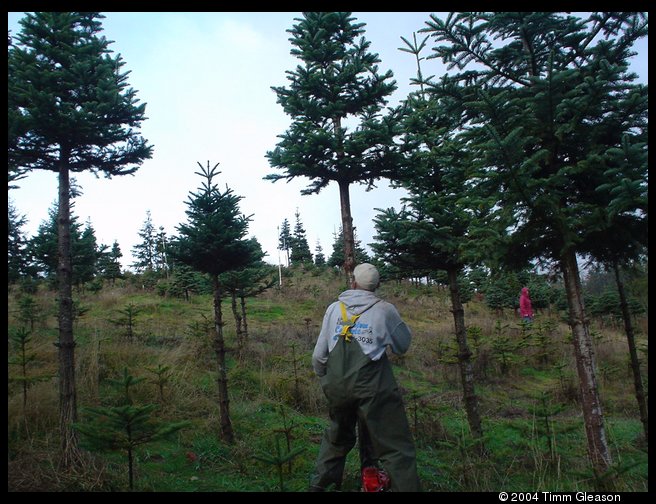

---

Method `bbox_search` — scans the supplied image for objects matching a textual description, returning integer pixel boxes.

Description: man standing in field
[310,263,420,492]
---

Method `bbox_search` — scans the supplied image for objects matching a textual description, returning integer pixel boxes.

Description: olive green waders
[310,334,420,491]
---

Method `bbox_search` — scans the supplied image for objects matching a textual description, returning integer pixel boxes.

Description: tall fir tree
[8,12,152,467]
[154,226,171,278]
[290,208,313,265]
[171,161,256,443]
[580,137,648,443]
[76,220,99,289]
[327,226,370,269]
[278,218,292,267]
[28,203,68,282]
[102,240,123,285]
[28,201,97,288]
[372,203,484,443]
[8,199,29,283]
[314,240,326,267]
[220,238,275,354]
[266,12,398,282]
[132,210,156,273]
[421,11,647,476]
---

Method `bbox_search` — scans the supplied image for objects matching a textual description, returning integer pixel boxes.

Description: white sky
[7,12,649,269]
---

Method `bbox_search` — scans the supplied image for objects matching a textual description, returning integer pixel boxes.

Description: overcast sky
[7,12,649,269]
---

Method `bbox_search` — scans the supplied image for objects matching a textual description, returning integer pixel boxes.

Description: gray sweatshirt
[312,289,412,376]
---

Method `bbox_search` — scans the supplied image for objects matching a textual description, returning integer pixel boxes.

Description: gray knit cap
[354,263,380,291]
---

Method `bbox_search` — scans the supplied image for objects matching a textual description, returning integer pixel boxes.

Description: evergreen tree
[17,294,40,331]
[483,271,521,315]
[9,12,152,467]
[466,266,489,295]
[28,201,97,288]
[372,203,484,443]
[132,210,156,273]
[75,220,99,289]
[327,226,370,269]
[421,11,647,476]
[145,364,173,403]
[28,203,70,281]
[109,303,142,342]
[314,240,326,267]
[97,240,123,285]
[154,226,171,278]
[370,208,431,281]
[290,208,313,265]
[75,369,188,490]
[8,199,29,283]
[171,161,256,443]
[266,12,398,282]
[28,201,104,290]
[278,218,292,267]
[168,262,204,301]
[8,31,29,189]
[581,137,648,443]
[220,238,275,353]
[9,327,50,413]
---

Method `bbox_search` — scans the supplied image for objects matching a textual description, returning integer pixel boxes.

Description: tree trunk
[56,158,82,469]
[338,179,356,285]
[230,291,243,354]
[334,113,356,285]
[613,260,648,443]
[240,295,249,342]
[447,267,484,444]
[212,276,234,443]
[561,249,611,476]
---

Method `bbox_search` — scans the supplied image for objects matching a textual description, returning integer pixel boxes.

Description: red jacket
[519,287,533,318]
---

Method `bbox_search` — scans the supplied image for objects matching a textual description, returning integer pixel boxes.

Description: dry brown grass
[8,435,113,492]
[7,271,649,491]
[8,379,59,439]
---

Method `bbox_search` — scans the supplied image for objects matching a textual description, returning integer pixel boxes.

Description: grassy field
[7,268,648,492]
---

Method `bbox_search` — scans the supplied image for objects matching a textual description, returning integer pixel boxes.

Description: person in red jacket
[519,287,534,322]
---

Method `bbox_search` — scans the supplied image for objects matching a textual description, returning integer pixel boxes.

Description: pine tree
[109,303,141,342]
[168,263,203,301]
[8,199,29,283]
[314,240,326,267]
[219,238,275,353]
[154,226,171,278]
[290,208,313,265]
[9,327,50,413]
[581,138,648,443]
[9,12,152,467]
[132,210,157,273]
[98,240,123,285]
[17,294,40,331]
[171,161,256,443]
[278,219,292,267]
[28,201,96,288]
[372,204,484,444]
[145,364,173,403]
[75,220,99,290]
[8,32,29,189]
[266,12,398,282]
[327,226,370,269]
[75,369,188,490]
[421,11,647,476]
